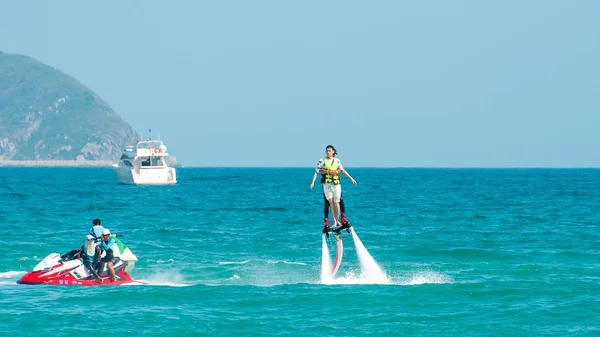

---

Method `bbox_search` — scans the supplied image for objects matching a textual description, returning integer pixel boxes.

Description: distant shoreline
[0,160,113,167]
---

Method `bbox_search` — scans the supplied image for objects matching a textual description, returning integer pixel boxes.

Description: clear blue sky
[1,1,599,167]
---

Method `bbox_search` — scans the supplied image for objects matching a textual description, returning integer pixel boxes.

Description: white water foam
[219,260,250,265]
[321,270,386,285]
[0,271,25,278]
[226,274,241,281]
[266,260,306,265]
[351,229,391,284]
[18,256,38,261]
[320,234,333,283]
[397,270,453,285]
[133,270,192,287]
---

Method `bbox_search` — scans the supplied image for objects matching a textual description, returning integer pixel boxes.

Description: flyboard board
[324,224,351,278]
[331,232,344,278]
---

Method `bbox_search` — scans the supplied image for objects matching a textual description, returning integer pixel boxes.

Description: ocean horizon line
[1,160,599,170]
[182,166,600,169]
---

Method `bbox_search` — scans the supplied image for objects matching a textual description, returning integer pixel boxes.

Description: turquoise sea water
[0,168,598,336]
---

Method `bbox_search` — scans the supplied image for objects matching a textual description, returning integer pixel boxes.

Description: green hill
[0,51,139,161]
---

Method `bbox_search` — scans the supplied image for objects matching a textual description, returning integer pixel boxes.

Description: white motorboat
[112,140,177,185]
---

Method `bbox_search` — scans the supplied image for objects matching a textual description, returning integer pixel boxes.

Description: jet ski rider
[90,218,104,242]
[82,234,103,282]
[99,228,118,281]
[60,234,103,282]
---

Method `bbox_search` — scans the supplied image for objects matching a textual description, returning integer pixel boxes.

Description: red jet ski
[18,250,137,286]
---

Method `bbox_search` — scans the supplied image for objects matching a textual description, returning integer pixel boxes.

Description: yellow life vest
[321,157,340,185]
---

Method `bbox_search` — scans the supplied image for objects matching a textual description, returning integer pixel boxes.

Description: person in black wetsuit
[321,193,351,235]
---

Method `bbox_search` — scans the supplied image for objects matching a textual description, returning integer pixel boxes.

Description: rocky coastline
[0,160,113,167]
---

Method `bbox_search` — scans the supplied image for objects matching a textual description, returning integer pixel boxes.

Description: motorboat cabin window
[137,141,163,149]
[140,157,164,167]
[151,157,163,166]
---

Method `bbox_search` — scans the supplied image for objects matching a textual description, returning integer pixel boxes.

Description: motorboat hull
[18,270,135,286]
[17,252,138,286]
[112,164,177,185]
